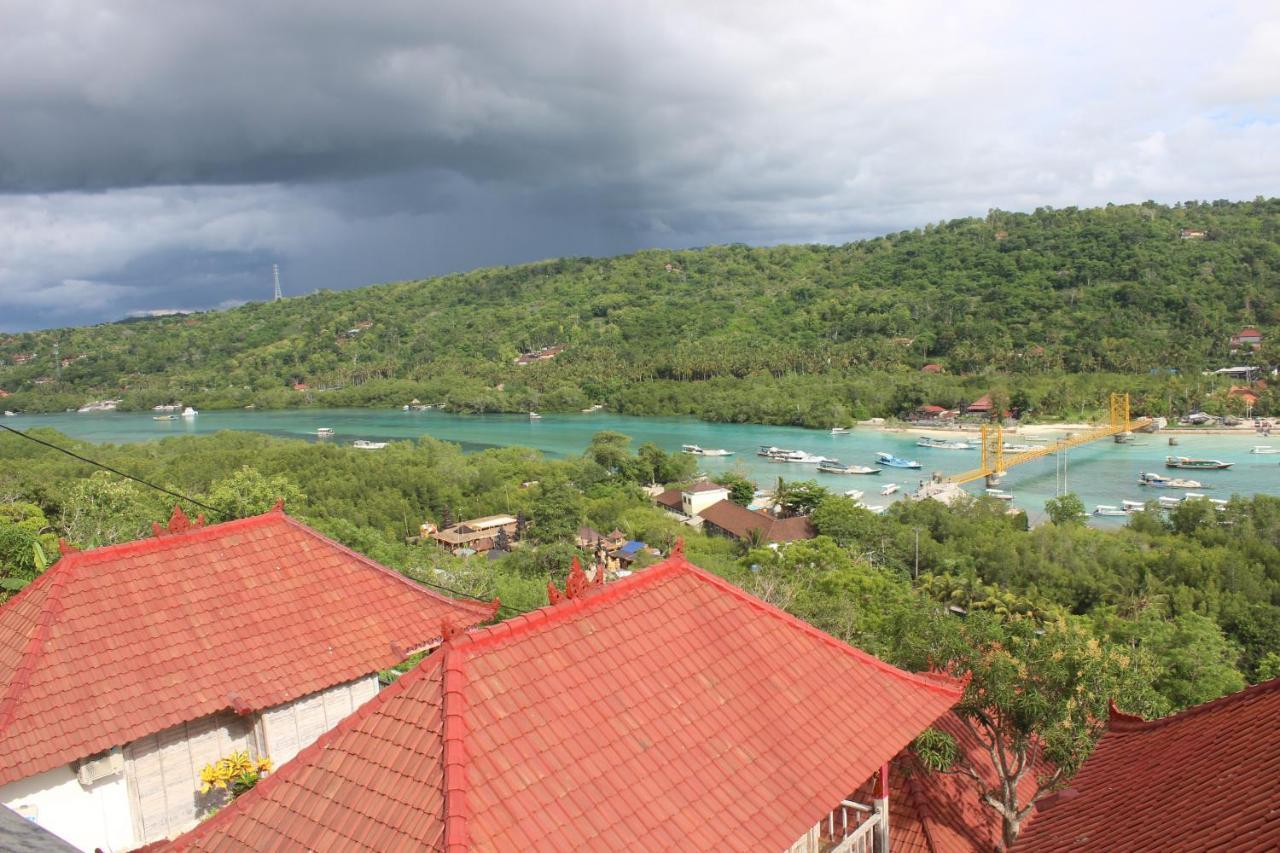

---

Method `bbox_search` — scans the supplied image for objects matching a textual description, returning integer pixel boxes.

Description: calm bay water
[7,408,1278,523]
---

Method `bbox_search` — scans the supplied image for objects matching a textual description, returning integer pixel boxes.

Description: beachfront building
[427,514,519,555]
[159,549,962,852]
[0,505,493,851]
[1229,325,1263,352]
[1016,678,1280,852]
[698,499,816,545]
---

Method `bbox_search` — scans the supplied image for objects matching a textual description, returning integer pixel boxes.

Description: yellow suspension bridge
[946,394,1152,486]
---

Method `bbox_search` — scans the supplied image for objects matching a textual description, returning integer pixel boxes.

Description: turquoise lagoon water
[6,409,1278,523]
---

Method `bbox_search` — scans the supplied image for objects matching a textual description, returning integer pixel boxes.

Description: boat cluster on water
[1095,493,1229,516]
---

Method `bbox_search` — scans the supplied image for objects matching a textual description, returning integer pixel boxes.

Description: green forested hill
[4,198,1280,423]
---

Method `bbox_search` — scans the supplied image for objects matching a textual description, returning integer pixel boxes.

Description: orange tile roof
[0,505,495,786]
[1016,678,1280,852]
[698,499,816,543]
[165,550,961,852]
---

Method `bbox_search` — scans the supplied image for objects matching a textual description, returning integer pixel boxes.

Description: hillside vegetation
[4,198,1280,424]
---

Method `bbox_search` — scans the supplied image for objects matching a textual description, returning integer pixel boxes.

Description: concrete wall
[259,674,380,766]
[0,763,135,852]
[683,488,729,516]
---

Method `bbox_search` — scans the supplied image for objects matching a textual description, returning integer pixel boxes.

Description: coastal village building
[699,499,816,544]
[426,514,519,555]
[0,505,493,851]
[160,550,962,852]
[1229,325,1262,352]
[964,394,993,416]
[1227,385,1260,407]
[1015,678,1280,852]
[654,482,817,545]
[1179,227,1208,240]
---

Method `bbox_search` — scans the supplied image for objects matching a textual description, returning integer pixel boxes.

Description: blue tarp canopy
[619,540,644,556]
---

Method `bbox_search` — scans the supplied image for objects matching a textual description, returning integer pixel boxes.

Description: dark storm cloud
[1,0,1279,330]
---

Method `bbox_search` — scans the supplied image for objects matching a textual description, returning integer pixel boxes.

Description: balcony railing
[820,799,884,853]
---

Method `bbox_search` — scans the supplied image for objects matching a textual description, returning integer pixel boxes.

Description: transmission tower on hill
[273,264,283,301]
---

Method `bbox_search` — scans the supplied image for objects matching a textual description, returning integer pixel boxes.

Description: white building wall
[683,488,730,517]
[0,763,135,852]
[259,674,380,766]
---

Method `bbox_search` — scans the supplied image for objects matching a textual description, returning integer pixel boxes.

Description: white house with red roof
[0,504,494,852]
[161,548,961,852]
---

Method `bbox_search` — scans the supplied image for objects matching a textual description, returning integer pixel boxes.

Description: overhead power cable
[0,423,525,614]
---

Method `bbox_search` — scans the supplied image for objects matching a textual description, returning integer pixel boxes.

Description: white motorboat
[830,427,850,434]
[1138,472,1205,489]
[315,427,335,437]
[1252,445,1279,454]
[682,444,733,456]
[1001,443,1037,453]
[880,483,899,496]
[1093,505,1127,516]
[181,407,198,418]
[3,410,16,417]
[1157,495,1182,509]
[917,437,975,450]
[153,415,177,421]
[818,461,881,475]
[985,488,1014,501]
[1122,500,1146,512]
[798,453,838,464]
[528,412,542,419]
[843,489,865,502]
[353,440,388,450]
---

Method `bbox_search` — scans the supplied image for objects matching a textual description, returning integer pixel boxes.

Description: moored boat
[1139,472,1204,489]
[880,483,899,496]
[830,427,851,434]
[181,407,198,418]
[985,488,1013,501]
[315,427,335,437]
[352,440,388,450]
[875,452,921,469]
[1001,443,1037,453]
[843,489,865,502]
[528,412,542,419]
[2,411,15,417]
[1165,456,1232,470]
[1122,499,1146,512]
[1251,445,1279,454]
[1093,505,1127,516]
[817,460,881,475]
[152,415,176,421]
[916,436,975,450]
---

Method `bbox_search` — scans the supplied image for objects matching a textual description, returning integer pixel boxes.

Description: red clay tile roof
[698,499,816,543]
[918,404,947,413]
[1015,678,1280,852]
[0,506,494,786]
[683,481,729,494]
[653,487,684,512]
[164,551,961,852]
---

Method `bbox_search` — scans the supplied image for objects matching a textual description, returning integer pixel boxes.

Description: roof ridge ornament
[440,618,464,643]
[271,498,286,513]
[671,537,685,558]
[152,505,206,537]
[546,556,603,604]
[57,539,78,556]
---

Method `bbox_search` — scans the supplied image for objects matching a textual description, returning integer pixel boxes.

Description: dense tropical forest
[2,426,1277,841]
[4,198,1280,425]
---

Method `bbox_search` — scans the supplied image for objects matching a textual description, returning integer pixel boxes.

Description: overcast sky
[2,0,1278,331]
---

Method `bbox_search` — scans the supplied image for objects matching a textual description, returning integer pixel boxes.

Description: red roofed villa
[0,504,494,851]
[162,549,962,852]
[1015,677,1280,852]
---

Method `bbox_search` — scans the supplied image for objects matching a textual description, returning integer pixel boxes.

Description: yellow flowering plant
[198,750,273,797]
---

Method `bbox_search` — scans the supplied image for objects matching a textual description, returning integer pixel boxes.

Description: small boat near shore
[1165,456,1233,470]
[876,452,922,469]
[352,440,388,450]
[1139,472,1205,489]
[844,489,865,502]
[1093,505,1127,516]
[1001,443,1037,453]
[817,460,880,475]
[152,415,177,421]
[682,444,734,457]
[758,446,806,462]
[880,483,899,496]
[1251,445,1279,454]
[917,437,975,450]
[315,427,335,437]
[528,412,542,420]
[985,488,1013,501]
[181,407,198,418]
[2,411,15,417]
[830,427,851,434]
